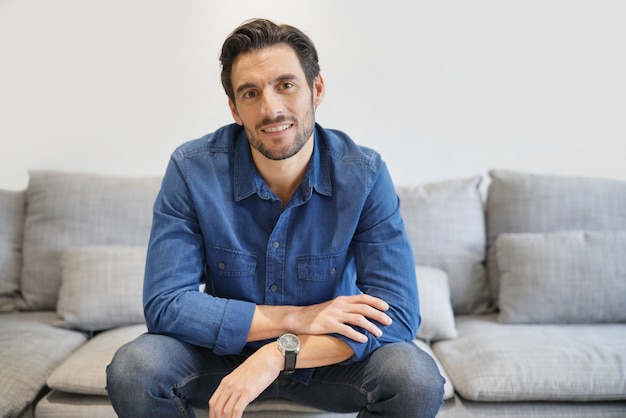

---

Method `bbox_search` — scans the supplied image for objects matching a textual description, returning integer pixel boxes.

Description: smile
[263,124,292,133]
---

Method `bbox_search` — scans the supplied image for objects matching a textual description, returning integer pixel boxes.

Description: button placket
[265,211,290,304]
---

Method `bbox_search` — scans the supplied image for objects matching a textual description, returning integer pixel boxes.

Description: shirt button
[218,262,226,270]
[330,267,336,275]
[270,284,279,292]
[272,241,280,249]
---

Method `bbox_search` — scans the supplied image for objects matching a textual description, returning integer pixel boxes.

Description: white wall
[1,0,625,190]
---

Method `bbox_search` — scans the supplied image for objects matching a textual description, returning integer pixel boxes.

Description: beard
[244,102,316,161]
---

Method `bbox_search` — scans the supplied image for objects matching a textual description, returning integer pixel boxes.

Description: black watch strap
[284,350,297,373]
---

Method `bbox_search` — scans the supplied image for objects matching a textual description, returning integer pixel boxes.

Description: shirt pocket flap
[206,245,257,277]
[297,252,345,281]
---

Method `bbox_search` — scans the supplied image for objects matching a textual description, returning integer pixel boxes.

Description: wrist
[262,341,286,373]
[282,305,301,334]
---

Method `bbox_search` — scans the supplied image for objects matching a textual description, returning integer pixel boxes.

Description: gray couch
[1,169,625,418]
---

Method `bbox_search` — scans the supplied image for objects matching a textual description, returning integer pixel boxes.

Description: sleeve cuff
[333,331,382,364]
[213,299,256,355]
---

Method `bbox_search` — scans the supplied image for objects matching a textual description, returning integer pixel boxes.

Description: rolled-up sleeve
[143,153,256,354]
[336,159,420,363]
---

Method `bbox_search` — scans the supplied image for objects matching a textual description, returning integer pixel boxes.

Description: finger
[344,312,384,337]
[340,323,369,343]
[351,294,390,311]
[335,311,386,341]
[223,392,246,418]
[340,294,390,316]
[351,303,393,326]
[209,389,230,418]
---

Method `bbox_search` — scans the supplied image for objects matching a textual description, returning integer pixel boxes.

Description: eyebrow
[234,74,300,96]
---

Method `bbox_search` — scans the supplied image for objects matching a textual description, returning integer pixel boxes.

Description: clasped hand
[292,293,393,342]
[207,294,391,418]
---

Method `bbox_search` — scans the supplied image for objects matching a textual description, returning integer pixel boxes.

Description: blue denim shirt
[144,123,419,379]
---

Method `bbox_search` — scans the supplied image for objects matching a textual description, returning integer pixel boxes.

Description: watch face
[280,334,300,351]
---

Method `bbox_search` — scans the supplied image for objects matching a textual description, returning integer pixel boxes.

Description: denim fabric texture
[107,334,444,417]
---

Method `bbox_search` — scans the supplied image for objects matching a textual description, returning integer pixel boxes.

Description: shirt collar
[233,124,332,202]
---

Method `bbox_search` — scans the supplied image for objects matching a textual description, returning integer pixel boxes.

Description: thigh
[107,333,246,413]
[277,341,444,417]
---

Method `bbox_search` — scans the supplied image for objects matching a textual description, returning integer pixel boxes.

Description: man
[107,18,444,418]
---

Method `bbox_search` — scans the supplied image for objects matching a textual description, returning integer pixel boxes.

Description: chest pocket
[297,252,347,304]
[205,245,257,300]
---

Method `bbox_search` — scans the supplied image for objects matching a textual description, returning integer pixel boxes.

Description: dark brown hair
[220,18,320,102]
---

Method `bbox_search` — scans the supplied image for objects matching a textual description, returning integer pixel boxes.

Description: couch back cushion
[18,171,162,310]
[486,170,626,309]
[398,176,490,314]
[0,189,25,312]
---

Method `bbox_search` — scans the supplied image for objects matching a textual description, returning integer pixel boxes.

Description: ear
[313,74,325,107]
[228,98,243,125]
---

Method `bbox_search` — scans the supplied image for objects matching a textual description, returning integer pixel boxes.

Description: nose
[260,89,283,118]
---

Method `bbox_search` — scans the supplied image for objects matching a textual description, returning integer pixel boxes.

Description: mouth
[262,123,292,133]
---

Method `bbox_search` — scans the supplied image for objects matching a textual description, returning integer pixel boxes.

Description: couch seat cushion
[0,312,87,417]
[432,314,626,402]
[36,392,357,418]
[47,324,147,395]
[36,392,116,418]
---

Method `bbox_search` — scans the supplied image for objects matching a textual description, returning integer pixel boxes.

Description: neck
[252,139,314,208]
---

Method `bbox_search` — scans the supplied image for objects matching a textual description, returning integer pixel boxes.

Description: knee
[107,340,141,395]
[106,334,164,396]
[408,345,445,401]
[377,342,445,407]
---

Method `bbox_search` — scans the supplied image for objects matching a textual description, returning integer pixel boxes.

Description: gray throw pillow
[57,246,147,331]
[497,231,626,323]
[415,265,458,342]
[486,170,626,309]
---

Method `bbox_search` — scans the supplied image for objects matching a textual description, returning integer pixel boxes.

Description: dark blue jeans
[106,334,444,417]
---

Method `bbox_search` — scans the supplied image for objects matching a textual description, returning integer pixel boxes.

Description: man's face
[228,43,324,161]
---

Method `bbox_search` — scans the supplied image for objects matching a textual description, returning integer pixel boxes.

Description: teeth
[264,124,290,133]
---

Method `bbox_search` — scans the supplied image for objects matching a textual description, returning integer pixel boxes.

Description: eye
[280,82,294,90]
[243,90,257,99]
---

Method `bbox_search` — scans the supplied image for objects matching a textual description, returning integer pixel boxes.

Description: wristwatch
[277,333,300,373]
